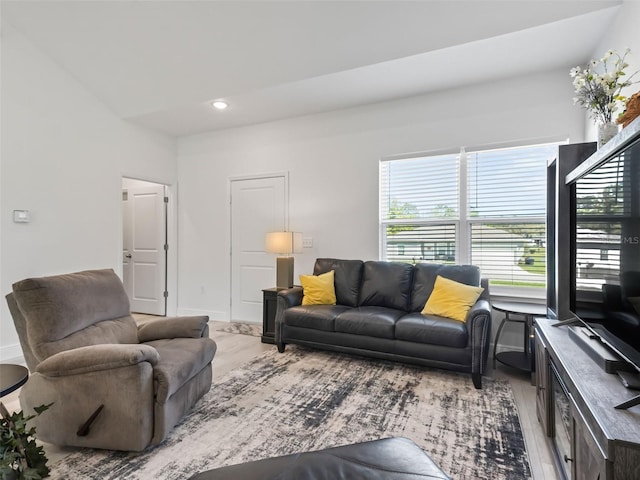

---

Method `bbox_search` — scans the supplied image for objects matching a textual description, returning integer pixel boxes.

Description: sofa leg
[277,343,286,353]
[472,373,482,389]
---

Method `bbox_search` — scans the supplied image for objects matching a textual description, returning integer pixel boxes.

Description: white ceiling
[1,1,622,137]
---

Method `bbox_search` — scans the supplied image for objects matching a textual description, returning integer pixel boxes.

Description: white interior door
[231,175,287,322]
[122,179,167,315]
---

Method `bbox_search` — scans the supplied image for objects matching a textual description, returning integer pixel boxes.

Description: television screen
[573,136,640,353]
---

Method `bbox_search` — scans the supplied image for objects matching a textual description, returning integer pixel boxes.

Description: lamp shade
[265,231,302,254]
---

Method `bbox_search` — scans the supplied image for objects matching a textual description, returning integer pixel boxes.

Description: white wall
[0,22,177,360]
[585,0,640,140]
[177,68,585,322]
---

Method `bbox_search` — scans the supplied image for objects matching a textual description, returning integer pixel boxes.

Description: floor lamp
[265,231,303,289]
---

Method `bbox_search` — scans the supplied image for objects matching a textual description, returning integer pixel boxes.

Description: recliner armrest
[137,315,209,342]
[36,344,160,377]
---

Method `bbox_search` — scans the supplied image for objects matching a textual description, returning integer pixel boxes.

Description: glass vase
[597,122,618,148]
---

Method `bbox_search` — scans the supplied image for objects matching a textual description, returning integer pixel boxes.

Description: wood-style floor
[2,319,559,479]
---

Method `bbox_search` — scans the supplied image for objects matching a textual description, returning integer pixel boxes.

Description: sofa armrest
[274,287,304,346]
[137,315,209,342]
[36,344,160,377]
[277,286,304,308]
[466,293,492,377]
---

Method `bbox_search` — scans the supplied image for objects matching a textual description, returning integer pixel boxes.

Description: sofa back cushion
[314,259,363,307]
[359,261,414,311]
[410,264,481,312]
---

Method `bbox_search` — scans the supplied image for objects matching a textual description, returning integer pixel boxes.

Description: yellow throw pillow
[421,275,484,322]
[300,270,337,306]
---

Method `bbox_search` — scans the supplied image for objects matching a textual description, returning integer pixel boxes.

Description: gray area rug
[48,346,531,479]
[215,322,261,337]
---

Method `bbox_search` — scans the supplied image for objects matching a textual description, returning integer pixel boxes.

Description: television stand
[535,318,640,479]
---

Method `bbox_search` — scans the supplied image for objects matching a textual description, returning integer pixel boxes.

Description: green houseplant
[0,403,51,480]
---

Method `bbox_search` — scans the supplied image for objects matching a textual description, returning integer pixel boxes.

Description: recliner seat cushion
[395,313,468,348]
[410,264,481,312]
[334,306,404,339]
[145,337,217,403]
[359,261,413,311]
[314,259,363,307]
[284,305,351,332]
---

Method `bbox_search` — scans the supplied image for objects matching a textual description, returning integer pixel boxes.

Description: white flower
[571,48,639,124]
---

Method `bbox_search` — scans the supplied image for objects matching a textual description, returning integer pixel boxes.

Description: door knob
[125,254,132,258]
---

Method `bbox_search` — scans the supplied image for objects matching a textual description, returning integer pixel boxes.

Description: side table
[492,301,547,372]
[0,364,29,419]
[1,364,28,397]
[262,288,282,344]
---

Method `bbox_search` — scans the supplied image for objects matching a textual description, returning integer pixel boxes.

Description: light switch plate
[302,237,313,248]
[13,210,30,223]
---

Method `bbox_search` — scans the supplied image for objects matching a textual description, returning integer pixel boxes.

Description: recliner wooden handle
[77,404,104,436]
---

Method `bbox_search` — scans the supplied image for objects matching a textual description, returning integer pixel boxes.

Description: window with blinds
[380,143,558,290]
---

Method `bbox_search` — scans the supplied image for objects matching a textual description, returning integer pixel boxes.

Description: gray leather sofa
[275,259,491,388]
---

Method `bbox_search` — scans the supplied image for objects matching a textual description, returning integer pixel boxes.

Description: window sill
[489,285,546,304]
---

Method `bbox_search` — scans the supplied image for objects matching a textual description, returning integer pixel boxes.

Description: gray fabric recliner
[5,268,217,451]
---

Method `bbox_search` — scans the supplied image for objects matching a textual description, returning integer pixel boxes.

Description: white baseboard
[0,343,25,364]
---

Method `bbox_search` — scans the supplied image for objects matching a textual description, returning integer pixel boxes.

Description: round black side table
[492,301,547,372]
[0,364,29,397]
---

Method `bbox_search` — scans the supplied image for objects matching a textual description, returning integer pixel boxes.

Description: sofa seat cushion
[395,313,468,348]
[284,305,351,332]
[145,337,217,403]
[334,307,404,339]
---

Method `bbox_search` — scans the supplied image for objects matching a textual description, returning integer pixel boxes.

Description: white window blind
[380,143,558,291]
[380,153,458,221]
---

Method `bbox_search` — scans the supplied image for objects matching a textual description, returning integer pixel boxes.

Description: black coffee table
[0,364,29,397]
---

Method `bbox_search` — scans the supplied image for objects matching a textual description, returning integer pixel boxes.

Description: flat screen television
[560,119,640,408]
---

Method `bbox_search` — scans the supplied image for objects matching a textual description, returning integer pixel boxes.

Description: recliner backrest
[5,292,40,371]
[10,269,138,363]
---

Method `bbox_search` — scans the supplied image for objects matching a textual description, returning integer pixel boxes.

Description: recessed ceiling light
[212,101,228,110]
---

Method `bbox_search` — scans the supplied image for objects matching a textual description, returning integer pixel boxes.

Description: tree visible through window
[380,144,559,291]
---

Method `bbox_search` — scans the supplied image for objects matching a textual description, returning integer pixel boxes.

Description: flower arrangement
[570,48,639,125]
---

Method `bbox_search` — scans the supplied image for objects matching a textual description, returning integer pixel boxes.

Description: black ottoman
[189,437,450,480]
